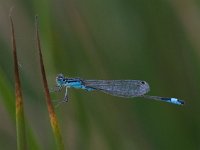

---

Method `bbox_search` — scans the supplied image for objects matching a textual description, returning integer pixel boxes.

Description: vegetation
[0,1,199,150]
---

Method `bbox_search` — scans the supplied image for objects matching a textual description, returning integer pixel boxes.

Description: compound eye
[57,74,64,79]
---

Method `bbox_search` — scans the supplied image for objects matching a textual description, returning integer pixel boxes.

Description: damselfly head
[56,73,65,86]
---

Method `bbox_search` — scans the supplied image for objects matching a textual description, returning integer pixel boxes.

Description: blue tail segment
[142,95,184,105]
[161,97,184,105]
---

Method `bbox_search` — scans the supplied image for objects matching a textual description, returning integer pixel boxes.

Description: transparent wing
[83,80,150,97]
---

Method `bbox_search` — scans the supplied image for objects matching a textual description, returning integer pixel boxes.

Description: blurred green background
[0,0,200,149]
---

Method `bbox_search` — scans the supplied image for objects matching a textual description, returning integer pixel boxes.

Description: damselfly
[52,74,184,105]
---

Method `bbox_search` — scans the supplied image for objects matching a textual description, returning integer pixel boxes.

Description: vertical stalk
[10,14,27,150]
[35,16,64,150]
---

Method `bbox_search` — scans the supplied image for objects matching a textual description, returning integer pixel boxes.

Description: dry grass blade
[10,14,27,150]
[35,16,64,150]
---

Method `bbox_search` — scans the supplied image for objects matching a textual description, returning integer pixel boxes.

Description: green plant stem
[10,14,27,150]
[35,16,64,150]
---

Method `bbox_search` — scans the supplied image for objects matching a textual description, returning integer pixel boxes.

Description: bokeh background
[0,0,200,150]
